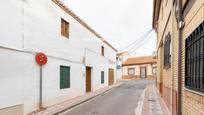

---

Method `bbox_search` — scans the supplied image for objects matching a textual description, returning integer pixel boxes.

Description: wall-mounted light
[175,2,185,29]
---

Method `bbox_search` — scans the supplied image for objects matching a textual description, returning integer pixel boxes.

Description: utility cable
[127,30,154,53]
[119,29,153,51]
[131,32,155,54]
[128,32,153,53]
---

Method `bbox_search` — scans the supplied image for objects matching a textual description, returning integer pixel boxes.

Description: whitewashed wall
[0,0,24,110]
[0,0,23,49]
[0,49,24,109]
[116,57,123,81]
[0,0,116,114]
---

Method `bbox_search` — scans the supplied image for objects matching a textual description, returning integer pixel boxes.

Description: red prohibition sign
[35,52,48,65]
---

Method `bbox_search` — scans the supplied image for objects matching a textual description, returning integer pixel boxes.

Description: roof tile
[122,56,156,66]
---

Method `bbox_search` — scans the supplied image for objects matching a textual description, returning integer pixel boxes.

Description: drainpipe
[177,0,183,114]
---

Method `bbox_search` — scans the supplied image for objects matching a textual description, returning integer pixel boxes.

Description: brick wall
[162,85,171,110]
[182,0,204,114]
[171,3,179,115]
[155,0,204,114]
[184,90,204,115]
[155,0,173,113]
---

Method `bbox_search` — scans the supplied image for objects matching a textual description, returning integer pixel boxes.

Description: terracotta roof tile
[122,56,156,66]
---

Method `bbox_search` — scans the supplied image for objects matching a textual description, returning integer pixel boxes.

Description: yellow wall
[156,0,174,110]
[182,0,204,114]
[157,0,173,88]
[155,0,204,114]
[172,3,179,91]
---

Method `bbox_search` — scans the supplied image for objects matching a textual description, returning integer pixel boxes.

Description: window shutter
[101,46,104,56]
[61,19,69,38]
[101,71,105,84]
[60,66,70,89]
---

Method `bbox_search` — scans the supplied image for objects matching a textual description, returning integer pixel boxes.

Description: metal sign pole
[35,52,48,110]
[39,65,43,109]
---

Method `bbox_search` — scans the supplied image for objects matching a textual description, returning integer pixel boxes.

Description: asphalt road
[60,80,154,115]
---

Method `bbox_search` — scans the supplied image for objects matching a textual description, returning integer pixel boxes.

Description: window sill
[61,35,69,39]
[185,87,204,97]
[164,64,171,70]
[60,87,70,90]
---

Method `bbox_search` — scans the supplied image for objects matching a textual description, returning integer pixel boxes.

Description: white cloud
[62,0,156,56]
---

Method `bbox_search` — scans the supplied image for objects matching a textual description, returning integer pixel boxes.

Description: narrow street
[60,80,154,115]
[2,0,204,115]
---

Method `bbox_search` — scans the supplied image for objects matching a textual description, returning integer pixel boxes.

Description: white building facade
[116,52,131,81]
[0,0,117,114]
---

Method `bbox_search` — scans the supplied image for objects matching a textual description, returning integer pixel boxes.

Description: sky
[62,0,156,56]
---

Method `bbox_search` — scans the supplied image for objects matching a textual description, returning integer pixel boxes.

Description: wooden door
[86,67,91,92]
[108,68,114,85]
[140,67,147,78]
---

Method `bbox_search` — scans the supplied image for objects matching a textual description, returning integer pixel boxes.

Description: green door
[60,66,70,89]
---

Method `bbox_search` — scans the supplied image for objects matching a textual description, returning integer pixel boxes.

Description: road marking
[134,87,146,115]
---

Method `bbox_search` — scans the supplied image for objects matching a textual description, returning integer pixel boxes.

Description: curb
[135,87,147,115]
[142,86,149,115]
[54,83,122,115]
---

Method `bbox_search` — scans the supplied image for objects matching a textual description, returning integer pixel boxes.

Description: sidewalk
[142,84,163,115]
[30,83,122,115]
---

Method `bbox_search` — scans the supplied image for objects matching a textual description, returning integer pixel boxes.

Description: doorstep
[29,83,122,115]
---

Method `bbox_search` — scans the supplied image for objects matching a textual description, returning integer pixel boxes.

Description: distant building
[116,52,131,81]
[122,56,157,80]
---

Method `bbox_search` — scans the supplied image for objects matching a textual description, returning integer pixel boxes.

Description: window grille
[164,33,171,68]
[185,21,204,92]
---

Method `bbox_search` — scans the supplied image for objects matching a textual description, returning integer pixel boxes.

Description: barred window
[128,68,135,75]
[164,33,171,68]
[185,21,204,92]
